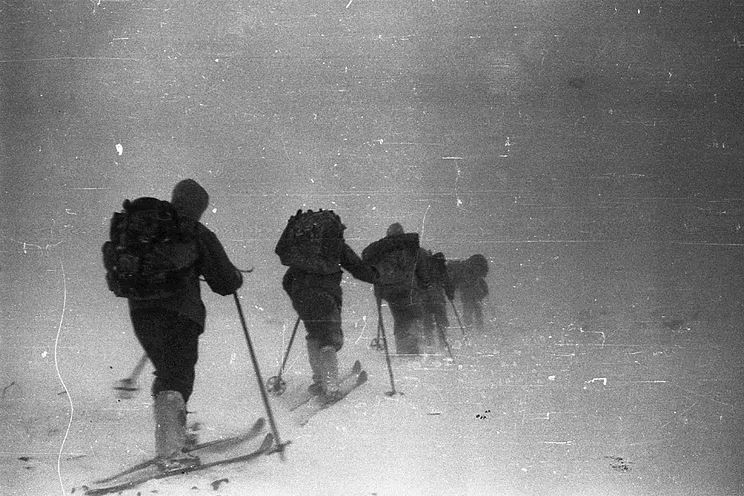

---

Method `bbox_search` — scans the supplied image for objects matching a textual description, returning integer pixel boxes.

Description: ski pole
[266,316,301,395]
[437,323,454,360]
[129,352,148,382]
[449,299,467,340]
[113,353,148,399]
[233,293,289,459]
[377,295,400,396]
[369,297,385,351]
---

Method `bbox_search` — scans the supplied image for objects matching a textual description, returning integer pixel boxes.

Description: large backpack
[102,197,199,300]
[466,254,489,278]
[362,233,420,293]
[275,209,346,274]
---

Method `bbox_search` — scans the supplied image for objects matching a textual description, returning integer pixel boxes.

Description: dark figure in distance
[420,251,455,353]
[447,254,489,332]
[363,223,431,355]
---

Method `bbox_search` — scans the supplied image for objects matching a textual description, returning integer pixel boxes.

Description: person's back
[419,251,454,351]
[447,254,488,331]
[425,251,454,301]
[363,223,429,355]
[461,254,488,302]
[126,180,243,325]
[104,179,243,471]
[277,209,376,310]
[276,209,376,402]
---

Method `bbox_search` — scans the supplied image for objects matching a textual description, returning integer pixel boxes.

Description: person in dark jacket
[420,251,455,353]
[278,217,377,403]
[127,179,243,470]
[447,254,489,332]
[364,223,431,355]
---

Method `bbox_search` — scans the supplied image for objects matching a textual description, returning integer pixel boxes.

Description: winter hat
[386,222,405,237]
[171,179,209,221]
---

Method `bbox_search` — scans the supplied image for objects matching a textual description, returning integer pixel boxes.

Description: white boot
[306,339,324,395]
[319,346,341,404]
[154,391,200,471]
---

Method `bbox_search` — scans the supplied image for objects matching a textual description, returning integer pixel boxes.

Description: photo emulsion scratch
[52,252,73,496]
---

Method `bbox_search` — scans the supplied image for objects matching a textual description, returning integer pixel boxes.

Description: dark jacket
[425,251,455,301]
[447,257,489,302]
[129,179,243,328]
[282,243,377,306]
[363,232,432,294]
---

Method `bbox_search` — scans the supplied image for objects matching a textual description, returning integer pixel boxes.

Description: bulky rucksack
[102,197,199,300]
[467,254,489,278]
[362,233,420,292]
[275,209,346,274]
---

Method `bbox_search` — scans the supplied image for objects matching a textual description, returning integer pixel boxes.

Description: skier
[447,254,489,332]
[103,179,244,471]
[420,251,455,353]
[275,210,377,403]
[363,223,431,355]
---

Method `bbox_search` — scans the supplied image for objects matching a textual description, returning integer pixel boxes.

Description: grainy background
[1,1,742,495]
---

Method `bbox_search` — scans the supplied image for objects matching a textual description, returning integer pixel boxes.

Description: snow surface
[2,244,743,496]
[2,1,743,495]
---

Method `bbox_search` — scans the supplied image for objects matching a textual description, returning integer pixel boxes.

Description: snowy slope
[4,242,743,496]
[2,1,743,495]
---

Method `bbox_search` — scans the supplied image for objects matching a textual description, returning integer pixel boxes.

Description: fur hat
[386,222,405,237]
[171,179,209,221]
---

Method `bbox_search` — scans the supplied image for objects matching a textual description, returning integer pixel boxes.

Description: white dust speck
[115,143,123,155]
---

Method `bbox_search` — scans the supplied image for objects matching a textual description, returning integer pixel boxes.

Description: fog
[1,1,742,495]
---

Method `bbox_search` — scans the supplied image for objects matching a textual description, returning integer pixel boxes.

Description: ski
[294,369,368,426]
[282,360,362,412]
[84,433,274,496]
[93,417,266,484]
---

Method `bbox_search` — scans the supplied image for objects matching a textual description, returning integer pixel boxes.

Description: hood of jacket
[386,222,405,237]
[171,179,209,221]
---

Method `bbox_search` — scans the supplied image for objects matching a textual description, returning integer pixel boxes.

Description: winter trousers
[382,289,423,354]
[289,288,344,351]
[462,298,485,331]
[130,308,201,403]
[290,288,344,400]
[421,288,450,347]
